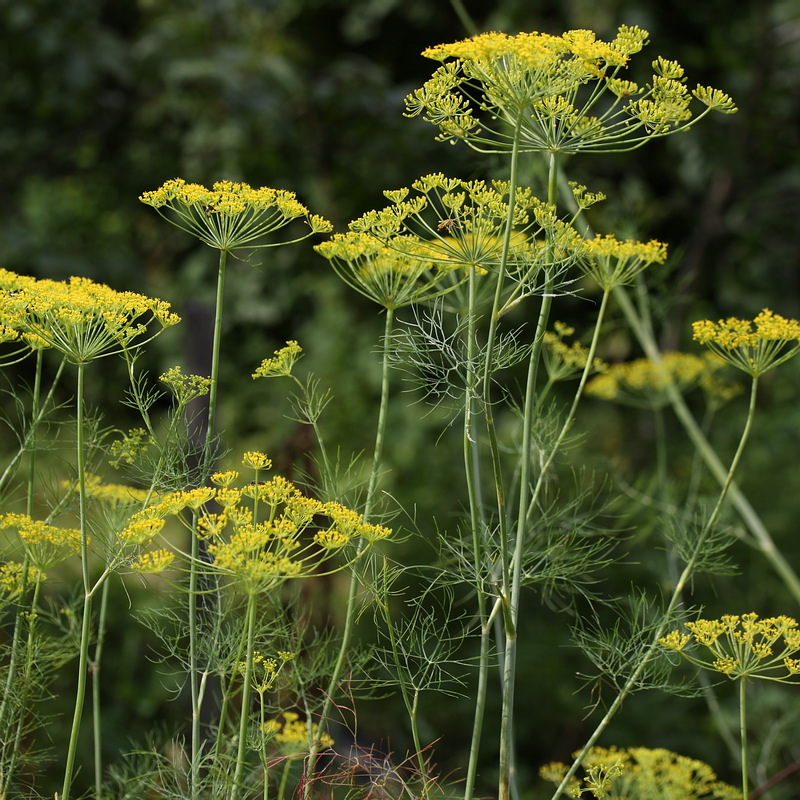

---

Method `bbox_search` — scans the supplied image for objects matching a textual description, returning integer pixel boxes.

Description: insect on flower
[437,217,460,232]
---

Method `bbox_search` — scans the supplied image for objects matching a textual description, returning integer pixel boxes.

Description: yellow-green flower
[315,231,458,309]
[130,549,175,574]
[159,366,211,404]
[543,321,607,383]
[405,27,735,154]
[540,746,739,799]
[660,613,800,682]
[581,234,668,291]
[0,271,180,364]
[252,340,302,379]
[692,309,800,376]
[585,351,708,408]
[139,179,332,252]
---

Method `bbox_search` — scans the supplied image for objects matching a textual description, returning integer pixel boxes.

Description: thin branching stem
[550,376,760,800]
[614,286,800,604]
[304,306,395,797]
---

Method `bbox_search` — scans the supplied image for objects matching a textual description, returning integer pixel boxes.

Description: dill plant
[2,17,800,800]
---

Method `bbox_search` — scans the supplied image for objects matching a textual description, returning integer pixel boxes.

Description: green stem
[205,248,229,472]
[91,579,111,800]
[189,513,202,799]
[62,361,93,800]
[498,151,559,800]
[614,286,800,605]
[231,591,258,800]
[463,264,490,800]
[740,678,749,800]
[550,375,760,800]
[303,307,395,798]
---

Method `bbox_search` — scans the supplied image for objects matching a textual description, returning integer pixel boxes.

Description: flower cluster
[580,234,667,291]
[0,269,180,364]
[660,613,800,682]
[261,711,334,751]
[346,173,584,283]
[586,351,711,408]
[542,322,607,383]
[405,26,736,154]
[251,340,303,379]
[315,231,456,309]
[153,452,391,592]
[692,308,800,376]
[540,746,738,799]
[139,179,332,251]
[1,513,82,570]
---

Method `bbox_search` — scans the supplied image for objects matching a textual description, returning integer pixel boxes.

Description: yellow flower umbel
[157,454,392,594]
[585,351,710,409]
[540,746,738,799]
[660,613,800,683]
[581,234,668,291]
[0,271,180,365]
[315,231,457,310]
[406,26,736,154]
[692,309,800,377]
[251,340,303,380]
[542,322,607,384]
[347,174,584,286]
[139,178,332,252]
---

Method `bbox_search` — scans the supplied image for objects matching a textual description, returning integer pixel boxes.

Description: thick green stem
[498,152,559,800]
[614,286,800,605]
[62,361,93,800]
[463,263,490,800]
[550,376,760,799]
[231,591,258,800]
[303,307,395,798]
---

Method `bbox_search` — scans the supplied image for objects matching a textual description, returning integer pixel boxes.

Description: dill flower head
[586,351,708,408]
[406,26,736,154]
[692,309,800,376]
[543,321,607,383]
[252,340,302,379]
[139,178,332,252]
[0,271,180,364]
[156,454,393,593]
[660,613,800,682]
[581,234,668,291]
[1,512,82,570]
[263,712,334,752]
[346,174,584,283]
[540,746,739,799]
[315,231,455,309]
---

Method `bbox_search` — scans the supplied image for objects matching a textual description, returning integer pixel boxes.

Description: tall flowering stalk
[661,613,800,799]
[402,24,735,800]
[140,179,331,797]
[550,309,800,799]
[0,271,179,800]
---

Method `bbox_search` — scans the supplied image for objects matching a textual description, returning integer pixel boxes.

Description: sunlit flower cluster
[139,178,332,251]
[580,234,667,291]
[159,366,212,404]
[540,746,738,799]
[251,340,303,379]
[692,308,800,376]
[153,454,392,592]
[585,351,710,408]
[0,269,180,365]
[1,512,82,570]
[346,173,582,283]
[660,613,800,682]
[405,26,736,154]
